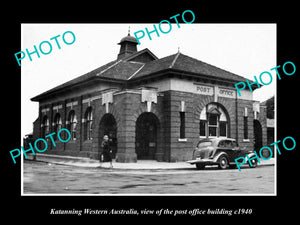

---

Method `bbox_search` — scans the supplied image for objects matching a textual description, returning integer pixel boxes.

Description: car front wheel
[218,156,228,169]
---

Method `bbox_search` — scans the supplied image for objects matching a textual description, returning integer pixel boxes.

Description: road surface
[23,161,275,195]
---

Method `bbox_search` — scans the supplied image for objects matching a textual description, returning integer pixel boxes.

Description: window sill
[243,139,250,142]
[178,138,187,142]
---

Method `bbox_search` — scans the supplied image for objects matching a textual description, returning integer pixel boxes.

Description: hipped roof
[31,48,256,101]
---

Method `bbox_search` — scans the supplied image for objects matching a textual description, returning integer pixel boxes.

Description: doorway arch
[135,112,160,160]
[99,113,117,159]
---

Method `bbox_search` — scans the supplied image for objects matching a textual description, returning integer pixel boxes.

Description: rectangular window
[71,123,77,140]
[200,120,206,136]
[244,116,248,139]
[88,121,93,140]
[208,114,218,137]
[208,114,218,125]
[84,121,92,141]
[209,127,217,136]
[180,112,185,139]
[219,121,227,137]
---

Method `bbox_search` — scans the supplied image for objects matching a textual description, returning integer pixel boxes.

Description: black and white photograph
[20,23,276,195]
[4,5,298,221]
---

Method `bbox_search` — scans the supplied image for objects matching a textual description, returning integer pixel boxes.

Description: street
[23,161,275,195]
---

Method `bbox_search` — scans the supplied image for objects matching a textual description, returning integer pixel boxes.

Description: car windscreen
[197,141,212,148]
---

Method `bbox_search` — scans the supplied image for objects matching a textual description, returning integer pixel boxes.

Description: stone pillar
[115,92,137,162]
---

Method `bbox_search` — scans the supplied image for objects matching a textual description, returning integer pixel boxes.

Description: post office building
[31,33,267,162]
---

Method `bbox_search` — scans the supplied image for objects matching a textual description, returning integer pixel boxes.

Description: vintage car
[187,137,258,170]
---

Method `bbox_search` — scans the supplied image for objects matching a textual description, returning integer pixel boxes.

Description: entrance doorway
[254,119,263,151]
[135,112,159,160]
[99,113,117,159]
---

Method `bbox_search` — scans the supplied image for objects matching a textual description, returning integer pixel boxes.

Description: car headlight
[193,150,200,159]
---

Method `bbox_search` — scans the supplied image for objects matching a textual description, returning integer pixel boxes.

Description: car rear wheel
[196,163,205,170]
[248,158,258,168]
[218,156,228,169]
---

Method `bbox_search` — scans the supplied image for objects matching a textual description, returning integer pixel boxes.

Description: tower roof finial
[128,26,130,36]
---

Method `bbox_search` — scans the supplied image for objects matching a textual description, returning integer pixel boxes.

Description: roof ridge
[97,60,122,75]
[122,48,158,62]
[169,52,180,69]
[127,64,145,80]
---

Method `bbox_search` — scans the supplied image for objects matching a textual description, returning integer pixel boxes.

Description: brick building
[31,33,267,162]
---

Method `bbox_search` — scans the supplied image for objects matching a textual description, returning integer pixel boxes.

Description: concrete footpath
[25,153,275,170]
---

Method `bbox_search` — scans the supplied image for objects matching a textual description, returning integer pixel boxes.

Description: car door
[217,140,231,158]
[222,140,235,162]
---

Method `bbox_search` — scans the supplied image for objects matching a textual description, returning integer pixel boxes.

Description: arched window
[199,103,229,138]
[67,111,77,140]
[41,116,49,137]
[84,107,93,140]
[53,113,62,140]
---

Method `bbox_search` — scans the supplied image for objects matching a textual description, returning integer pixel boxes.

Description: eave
[128,68,261,90]
[30,76,125,102]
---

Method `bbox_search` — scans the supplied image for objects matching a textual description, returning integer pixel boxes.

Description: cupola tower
[117,29,138,60]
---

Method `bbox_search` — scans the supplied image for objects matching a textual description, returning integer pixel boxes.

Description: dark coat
[101,140,112,162]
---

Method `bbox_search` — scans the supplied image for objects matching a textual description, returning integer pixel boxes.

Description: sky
[21,23,276,137]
